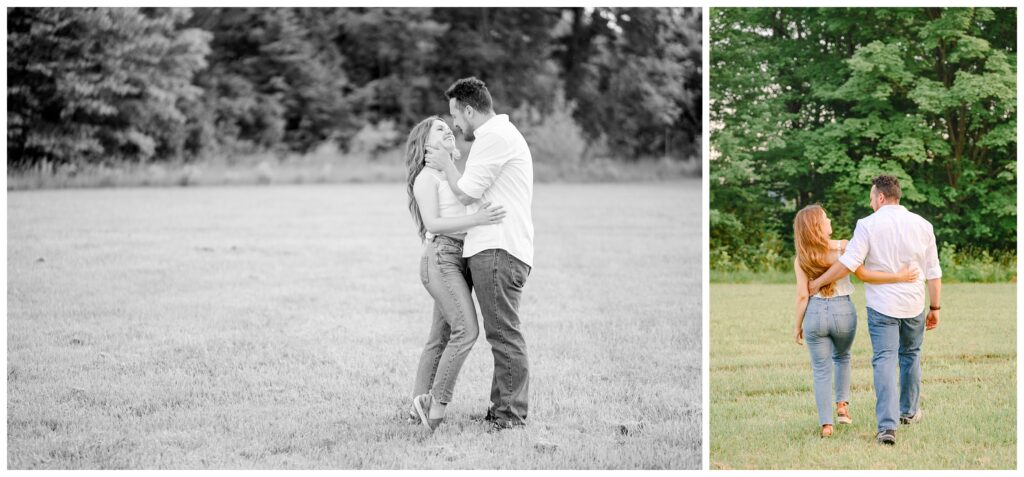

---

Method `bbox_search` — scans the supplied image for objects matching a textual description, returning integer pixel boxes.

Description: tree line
[7,7,702,170]
[710,7,1016,267]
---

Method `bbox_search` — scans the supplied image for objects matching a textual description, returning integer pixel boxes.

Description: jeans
[803,295,857,426]
[469,249,531,425]
[411,235,479,404]
[867,307,926,432]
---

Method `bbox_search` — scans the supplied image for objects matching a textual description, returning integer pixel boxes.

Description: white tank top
[424,171,467,240]
[815,243,854,297]
[815,274,854,298]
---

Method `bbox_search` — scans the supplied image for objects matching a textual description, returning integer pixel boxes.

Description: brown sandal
[820,424,833,438]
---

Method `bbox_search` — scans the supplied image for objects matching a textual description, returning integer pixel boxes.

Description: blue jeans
[469,249,531,426]
[866,307,926,432]
[411,235,480,404]
[803,295,857,426]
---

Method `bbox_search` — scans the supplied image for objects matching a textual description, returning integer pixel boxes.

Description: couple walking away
[404,77,534,433]
[793,175,942,444]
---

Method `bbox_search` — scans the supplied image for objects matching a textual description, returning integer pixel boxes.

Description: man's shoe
[836,402,852,425]
[412,394,443,432]
[488,418,525,433]
[470,409,498,424]
[900,409,923,425]
[876,429,896,445]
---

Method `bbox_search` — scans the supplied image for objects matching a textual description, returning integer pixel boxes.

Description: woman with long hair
[404,116,505,432]
[793,204,918,438]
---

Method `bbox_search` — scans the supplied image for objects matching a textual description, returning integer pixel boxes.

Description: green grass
[709,269,792,284]
[7,182,701,469]
[710,283,1016,469]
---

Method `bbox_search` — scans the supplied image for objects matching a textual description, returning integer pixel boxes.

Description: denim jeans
[411,235,479,404]
[803,295,857,426]
[469,248,531,425]
[867,307,926,432]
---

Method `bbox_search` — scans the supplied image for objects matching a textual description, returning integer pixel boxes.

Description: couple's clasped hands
[424,145,506,226]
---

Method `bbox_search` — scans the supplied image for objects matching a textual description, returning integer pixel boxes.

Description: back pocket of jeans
[835,302,857,333]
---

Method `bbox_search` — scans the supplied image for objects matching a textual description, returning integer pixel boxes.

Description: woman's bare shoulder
[413,169,442,187]
[829,239,848,251]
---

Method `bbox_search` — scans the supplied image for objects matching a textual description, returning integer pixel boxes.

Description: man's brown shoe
[836,401,852,424]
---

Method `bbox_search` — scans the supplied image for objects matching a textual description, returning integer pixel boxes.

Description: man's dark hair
[872,175,901,202]
[444,77,493,113]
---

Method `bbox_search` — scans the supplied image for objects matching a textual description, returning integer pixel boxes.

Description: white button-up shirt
[458,114,534,267]
[838,204,942,318]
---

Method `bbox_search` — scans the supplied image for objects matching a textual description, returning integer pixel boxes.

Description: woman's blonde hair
[405,116,444,241]
[794,204,836,297]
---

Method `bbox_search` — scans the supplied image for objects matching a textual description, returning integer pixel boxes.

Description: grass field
[7,181,701,469]
[6,146,701,190]
[710,283,1016,470]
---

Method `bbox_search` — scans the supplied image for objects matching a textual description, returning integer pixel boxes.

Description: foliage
[710,245,1016,284]
[186,8,353,155]
[7,8,210,167]
[710,7,1017,268]
[348,120,401,156]
[556,8,702,160]
[8,7,702,171]
[511,90,587,164]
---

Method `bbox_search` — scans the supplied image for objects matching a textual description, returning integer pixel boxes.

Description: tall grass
[8,140,700,191]
[711,245,1016,284]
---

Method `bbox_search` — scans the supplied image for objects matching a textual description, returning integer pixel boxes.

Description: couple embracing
[403,77,533,433]
[793,175,943,444]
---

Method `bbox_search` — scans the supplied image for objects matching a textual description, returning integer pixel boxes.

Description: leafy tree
[187,8,353,155]
[431,8,564,113]
[7,7,210,168]
[9,7,704,169]
[555,7,702,160]
[711,7,1016,268]
[334,8,448,131]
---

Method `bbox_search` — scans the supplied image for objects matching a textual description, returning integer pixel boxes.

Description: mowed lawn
[710,283,1016,469]
[7,181,701,469]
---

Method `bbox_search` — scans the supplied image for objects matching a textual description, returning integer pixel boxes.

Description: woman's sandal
[836,401,852,424]
[820,424,833,438]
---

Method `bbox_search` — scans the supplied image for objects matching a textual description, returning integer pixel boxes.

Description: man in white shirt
[809,175,942,446]
[425,77,534,430]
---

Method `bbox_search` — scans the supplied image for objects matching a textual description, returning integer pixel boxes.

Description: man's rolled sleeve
[457,136,507,199]
[923,227,942,280]
[838,220,869,272]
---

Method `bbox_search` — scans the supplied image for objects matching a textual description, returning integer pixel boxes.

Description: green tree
[711,7,1016,269]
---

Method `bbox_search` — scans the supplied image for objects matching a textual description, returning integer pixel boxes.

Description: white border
[701,4,712,473]
[705,2,1021,475]
[2,1,1021,474]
